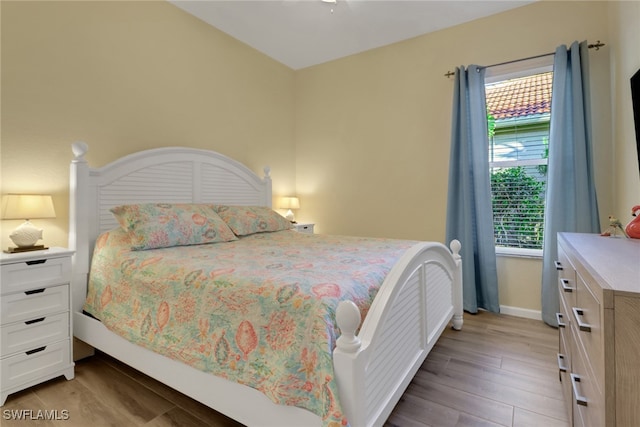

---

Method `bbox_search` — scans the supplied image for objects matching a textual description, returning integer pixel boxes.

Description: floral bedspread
[84,228,416,426]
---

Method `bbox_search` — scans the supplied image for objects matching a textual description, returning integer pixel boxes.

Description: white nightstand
[293,223,315,234]
[0,247,75,406]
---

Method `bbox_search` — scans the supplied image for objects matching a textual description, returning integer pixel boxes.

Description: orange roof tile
[486,72,553,120]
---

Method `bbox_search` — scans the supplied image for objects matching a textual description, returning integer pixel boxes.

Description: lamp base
[4,245,48,254]
[9,220,44,247]
[285,209,296,223]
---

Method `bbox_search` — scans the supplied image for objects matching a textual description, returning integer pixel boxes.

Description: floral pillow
[215,205,293,236]
[110,203,237,250]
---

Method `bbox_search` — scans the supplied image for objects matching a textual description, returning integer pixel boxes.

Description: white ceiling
[169,0,535,70]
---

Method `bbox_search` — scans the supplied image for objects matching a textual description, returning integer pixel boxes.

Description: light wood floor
[2,311,569,427]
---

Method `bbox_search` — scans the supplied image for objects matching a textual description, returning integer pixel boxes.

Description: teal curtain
[541,41,600,326]
[446,65,500,313]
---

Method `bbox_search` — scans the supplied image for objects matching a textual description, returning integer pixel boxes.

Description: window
[485,61,553,256]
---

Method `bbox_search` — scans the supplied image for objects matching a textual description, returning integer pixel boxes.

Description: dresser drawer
[558,329,573,424]
[558,291,572,364]
[1,312,69,356]
[572,335,604,427]
[0,284,69,324]
[0,256,71,295]
[558,281,573,332]
[556,247,577,308]
[0,340,71,391]
[574,273,604,393]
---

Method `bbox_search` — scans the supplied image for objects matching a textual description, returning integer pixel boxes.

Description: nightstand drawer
[294,223,314,234]
[1,312,69,356]
[0,256,71,295]
[0,285,69,324]
[0,340,70,390]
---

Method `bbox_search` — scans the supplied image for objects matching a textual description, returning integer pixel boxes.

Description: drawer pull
[556,312,566,328]
[570,373,588,406]
[557,353,568,373]
[26,259,47,265]
[572,307,592,332]
[24,288,46,295]
[25,346,47,355]
[560,279,573,292]
[554,261,563,271]
[25,317,46,325]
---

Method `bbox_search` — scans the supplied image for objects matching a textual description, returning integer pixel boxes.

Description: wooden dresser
[556,233,640,427]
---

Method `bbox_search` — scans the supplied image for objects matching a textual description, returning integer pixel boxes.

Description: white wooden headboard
[68,142,272,312]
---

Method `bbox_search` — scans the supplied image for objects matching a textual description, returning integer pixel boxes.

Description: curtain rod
[443,40,605,78]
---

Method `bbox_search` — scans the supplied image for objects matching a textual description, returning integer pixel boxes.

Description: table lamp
[2,194,56,253]
[279,196,300,223]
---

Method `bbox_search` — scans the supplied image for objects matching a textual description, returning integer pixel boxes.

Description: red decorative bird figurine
[626,205,640,239]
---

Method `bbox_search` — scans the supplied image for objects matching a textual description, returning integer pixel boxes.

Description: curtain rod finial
[445,70,455,78]
[588,40,605,50]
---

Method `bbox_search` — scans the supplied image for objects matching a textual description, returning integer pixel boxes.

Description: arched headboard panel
[69,142,272,312]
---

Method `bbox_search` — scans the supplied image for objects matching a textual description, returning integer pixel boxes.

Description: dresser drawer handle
[560,279,573,292]
[25,317,46,325]
[554,261,563,271]
[556,312,566,328]
[25,346,47,355]
[572,307,592,332]
[570,373,588,406]
[557,353,568,373]
[26,259,47,265]
[24,288,46,295]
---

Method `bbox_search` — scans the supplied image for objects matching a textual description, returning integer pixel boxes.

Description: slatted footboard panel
[365,266,424,416]
[363,259,454,426]
[425,261,454,344]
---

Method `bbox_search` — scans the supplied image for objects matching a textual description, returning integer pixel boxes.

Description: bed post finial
[450,239,461,258]
[72,141,89,161]
[262,166,272,208]
[449,239,464,331]
[336,300,362,353]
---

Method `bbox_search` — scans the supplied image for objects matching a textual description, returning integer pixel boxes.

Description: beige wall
[2,1,638,315]
[0,1,296,249]
[294,1,626,314]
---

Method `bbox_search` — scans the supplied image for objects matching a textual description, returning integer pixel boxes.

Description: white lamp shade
[2,194,56,220]
[279,197,300,210]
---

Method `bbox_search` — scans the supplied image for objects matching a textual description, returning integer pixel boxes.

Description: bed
[69,142,463,427]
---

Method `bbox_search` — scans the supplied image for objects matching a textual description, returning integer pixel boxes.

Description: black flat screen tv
[632,68,640,178]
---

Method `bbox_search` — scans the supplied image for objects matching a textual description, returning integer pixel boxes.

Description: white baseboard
[499,305,542,321]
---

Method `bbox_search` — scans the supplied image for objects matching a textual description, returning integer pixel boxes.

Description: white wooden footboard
[334,240,462,427]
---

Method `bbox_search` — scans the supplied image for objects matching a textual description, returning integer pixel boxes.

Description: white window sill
[495,246,543,259]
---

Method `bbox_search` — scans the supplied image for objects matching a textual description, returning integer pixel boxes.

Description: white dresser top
[559,232,640,295]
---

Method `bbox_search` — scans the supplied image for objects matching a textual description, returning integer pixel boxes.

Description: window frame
[485,56,554,258]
